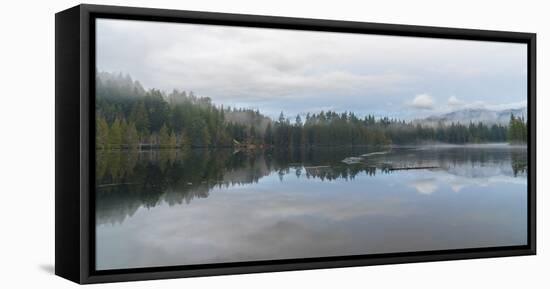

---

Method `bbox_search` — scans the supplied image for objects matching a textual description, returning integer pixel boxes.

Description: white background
[0,0,546,288]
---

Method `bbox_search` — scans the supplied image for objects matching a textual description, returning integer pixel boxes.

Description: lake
[95,144,528,270]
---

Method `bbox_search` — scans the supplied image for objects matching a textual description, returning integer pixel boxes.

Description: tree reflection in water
[96,145,527,224]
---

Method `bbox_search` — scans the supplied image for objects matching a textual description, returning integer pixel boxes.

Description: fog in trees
[95,72,526,150]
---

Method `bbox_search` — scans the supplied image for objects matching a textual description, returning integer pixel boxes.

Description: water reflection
[96,146,527,225]
[96,145,527,269]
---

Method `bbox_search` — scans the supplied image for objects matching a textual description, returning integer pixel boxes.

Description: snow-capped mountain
[418,107,527,126]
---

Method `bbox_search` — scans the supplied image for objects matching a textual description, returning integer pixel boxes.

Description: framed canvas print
[55,4,536,284]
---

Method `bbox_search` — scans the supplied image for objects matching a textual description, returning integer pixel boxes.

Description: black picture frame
[55,4,536,284]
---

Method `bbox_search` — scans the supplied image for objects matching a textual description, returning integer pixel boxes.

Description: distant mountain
[418,107,527,126]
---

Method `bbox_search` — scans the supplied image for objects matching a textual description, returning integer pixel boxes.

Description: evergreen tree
[96,71,523,150]
[169,131,177,148]
[159,123,170,148]
[264,122,273,145]
[96,116,110,150]
[125,121,139,150]
[508,114,527,144]
[108,118,123,149]
[130,101,150,138]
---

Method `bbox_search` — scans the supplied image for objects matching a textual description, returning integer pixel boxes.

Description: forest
[95,72,528,150]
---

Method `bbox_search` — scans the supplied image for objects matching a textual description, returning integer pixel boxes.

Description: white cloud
[96,19,527,120]
[448,96,465,108]
[409,94,435,110]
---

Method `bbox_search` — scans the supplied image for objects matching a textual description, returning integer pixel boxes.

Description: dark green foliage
[108,118,123,149]
[96,72,252,149]
[95,72,524,150]
[158,124,171,148]
[300,112,390,146]
[96,115,110,150]
[129,100,150,138]
[383,121,508,145]
[124,121,139,150]
[508,114,528,144]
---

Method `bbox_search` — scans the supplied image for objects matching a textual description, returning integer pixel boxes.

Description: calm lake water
[95,144,527,270]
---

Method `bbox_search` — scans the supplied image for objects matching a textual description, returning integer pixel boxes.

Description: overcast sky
[96,19,527,120]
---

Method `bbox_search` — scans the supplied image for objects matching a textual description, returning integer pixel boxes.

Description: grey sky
[96,18,527,120]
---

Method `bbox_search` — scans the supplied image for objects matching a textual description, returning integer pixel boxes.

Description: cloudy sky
[96,19,527,120]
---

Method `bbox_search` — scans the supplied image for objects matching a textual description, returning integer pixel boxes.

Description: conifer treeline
[508,115,528,143]
[95,72,526,149]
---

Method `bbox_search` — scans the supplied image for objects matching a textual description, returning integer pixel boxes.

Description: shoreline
[96,142,527,152]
